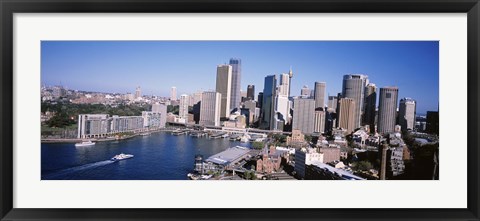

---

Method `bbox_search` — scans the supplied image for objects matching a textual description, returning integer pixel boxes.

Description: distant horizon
[41,41,439,114]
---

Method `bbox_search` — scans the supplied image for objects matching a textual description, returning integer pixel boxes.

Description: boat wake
[42,160,114,180]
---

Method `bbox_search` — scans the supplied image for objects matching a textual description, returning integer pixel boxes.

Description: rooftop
[205,146,251,166]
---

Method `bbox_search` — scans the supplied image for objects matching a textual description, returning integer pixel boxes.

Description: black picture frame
[1,0,479,220]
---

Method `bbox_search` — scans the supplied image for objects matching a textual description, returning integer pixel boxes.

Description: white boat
[111,153,134,161]
[75,140,95,147]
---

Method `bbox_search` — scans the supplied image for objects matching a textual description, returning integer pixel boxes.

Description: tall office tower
[399,98,416,132]
[300,85,310,98]
[363,83,377,131]
[378,87,399,134]
[247,85,255,101]
[338,98,356,133]
[261,75,277,130]
[215,64,232,118]
[199,91,221,126]
[257,92,263,109]
[342,74,368,130]
[170,86,177,101]
[314,108,326,133]
[292,98,315,134]
[328,96,338,111]
[278,73,290,96]
[229,58,242,110]
[135,86,141,99]
[314,82,326,109]
[179,94,189,121]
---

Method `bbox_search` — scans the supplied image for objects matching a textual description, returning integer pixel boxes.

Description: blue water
[41,132,250,180]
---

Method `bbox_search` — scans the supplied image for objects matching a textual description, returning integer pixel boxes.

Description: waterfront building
[314,82,326,109]
[292,98,316,134]
[378,87,399,134]
[260,75,277,130]
[200,91,222,126]
[229,58,242,110]
[77,114,110,138]
[142,111,162,128]
[294,148,324,179]
[247,85,255,101]
[363,83,377,131]
[135,86,141,99]
[179,94,189,123]
[151,102,167,128]
[204,146,251,171]
[170,86,177,101]
[216,64,233,118]
[328,96,338,111]
[314,108,326,134]
[342,74,368,129]
[399,98,416,132]
[338,98,356,134]
[300,85,310,98]
[77,114,149,139]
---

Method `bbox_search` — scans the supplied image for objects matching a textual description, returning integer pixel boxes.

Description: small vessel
[111,153,134,161]
[75,140,95,147]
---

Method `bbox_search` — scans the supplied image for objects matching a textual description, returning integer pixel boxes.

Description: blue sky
[41,41,438,114]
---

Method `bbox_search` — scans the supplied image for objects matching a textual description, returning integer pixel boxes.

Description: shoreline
[41,128,172,144]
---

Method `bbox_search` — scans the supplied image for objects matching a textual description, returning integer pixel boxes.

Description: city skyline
[41,41,439,114]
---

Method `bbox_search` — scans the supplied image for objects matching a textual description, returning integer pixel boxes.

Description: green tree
[353,161,373,171]
[252,142,264,150]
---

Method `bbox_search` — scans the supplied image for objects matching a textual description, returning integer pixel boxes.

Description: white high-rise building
[179,94,189,122]
[275,95,290,124]
[215,64,232,118]
[200,91,221,126]
[292,98,316,134]
[135,86,141,99]
[170,87,177,101]
[399,97,416,132]
[151,102,167,128]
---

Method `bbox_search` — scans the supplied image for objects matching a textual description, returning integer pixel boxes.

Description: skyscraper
[215,64,232,118]
[363,83,377,131]
[300,85,310,98]
[179,94,189,122]
[151,102,167,128]
[261,75,277,130]
[378,87,399,134]
[292,98,315,134]
[338,98,356,133]
[314,82,326,109]
[278,73,290,96]
[342,74,368,129]
[200,91,221,126]
[135,86,141,99]
[170,87,177,101]
[399,98,416,132]
[229,58,242,110]
[328,96,338,111]
[247,85,255,101]
[314,108,326,133]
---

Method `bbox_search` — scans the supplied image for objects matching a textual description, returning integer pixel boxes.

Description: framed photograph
[1,0,479,220]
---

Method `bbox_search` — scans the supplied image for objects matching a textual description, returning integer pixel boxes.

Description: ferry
[74,140,95,147]
[111,153,134,161]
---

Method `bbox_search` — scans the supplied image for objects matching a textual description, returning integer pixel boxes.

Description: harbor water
[41,132,251,180]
